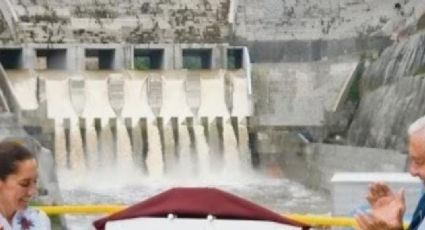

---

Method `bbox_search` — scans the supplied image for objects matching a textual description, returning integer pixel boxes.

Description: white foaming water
[193,122,210,177]
[207,119,221,170]
[59,169,330,230]
[54,119,67,169]
[129,119,143,169]
[238,119,251,167]
[230,73,252,118]
[45,78,80,168]
[78,77,118,169]
[84,119,98,169]
[162,121,176,172]
[198,71,229,119]
[69,120,85,171]
[222,120,240,172]
[99,121,114,168]
[47,70,331,229]
[121,78,155,120]
[176,121,193,176]
[7,70,38,110]
[159,77,193,123]
[145,122,164,178]
[115,119,133,170]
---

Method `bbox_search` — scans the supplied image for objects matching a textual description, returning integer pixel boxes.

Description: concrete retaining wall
[305,143,407,190]
[252,60,358,127]
[258,140,407,192]
[236,37,391,63]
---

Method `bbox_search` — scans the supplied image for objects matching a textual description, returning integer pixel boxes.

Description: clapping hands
[355,182,405,230]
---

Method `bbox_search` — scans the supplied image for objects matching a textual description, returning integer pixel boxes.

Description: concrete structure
[0,43,245,72]
[258,137,407,191]
[253,60,359,127]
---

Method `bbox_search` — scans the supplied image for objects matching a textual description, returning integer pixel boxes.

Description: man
[355,116,425,230]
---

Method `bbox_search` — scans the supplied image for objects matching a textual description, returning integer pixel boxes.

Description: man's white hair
[408,116,425,135]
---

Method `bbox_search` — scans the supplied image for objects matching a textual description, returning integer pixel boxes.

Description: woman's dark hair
[0,141,35,181]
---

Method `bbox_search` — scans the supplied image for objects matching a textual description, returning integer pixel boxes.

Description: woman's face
[0,159,38,211]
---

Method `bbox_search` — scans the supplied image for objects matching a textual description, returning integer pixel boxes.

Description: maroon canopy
[93,187,310,230]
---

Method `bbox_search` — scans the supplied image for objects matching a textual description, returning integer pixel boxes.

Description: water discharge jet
[145,121,164,178]
[94,118,102,168]
[64,118,71,168]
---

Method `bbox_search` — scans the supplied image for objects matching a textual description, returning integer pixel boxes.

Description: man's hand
[367,182,393,207]
[355,186,405,230]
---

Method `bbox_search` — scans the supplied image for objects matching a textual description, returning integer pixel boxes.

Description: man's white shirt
[418,218,425,230]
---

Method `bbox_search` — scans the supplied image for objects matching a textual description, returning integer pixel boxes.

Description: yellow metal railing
[36,205,123,215]
[286,214,355,227]
[33,205,409,229]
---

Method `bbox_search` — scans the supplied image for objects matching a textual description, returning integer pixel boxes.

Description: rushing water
[37,70,330,229]
[58,170,330,230]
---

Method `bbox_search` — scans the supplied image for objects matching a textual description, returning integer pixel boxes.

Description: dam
[1,0,424,228]
[1,44,253,176]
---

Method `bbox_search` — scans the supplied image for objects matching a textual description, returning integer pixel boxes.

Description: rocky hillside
[347,30,425,151]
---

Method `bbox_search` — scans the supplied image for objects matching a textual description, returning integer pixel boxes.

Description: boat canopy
[93,187,310,230]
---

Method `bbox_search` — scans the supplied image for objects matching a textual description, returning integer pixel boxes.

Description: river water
[36,70,331,229]
[58,168,330,229]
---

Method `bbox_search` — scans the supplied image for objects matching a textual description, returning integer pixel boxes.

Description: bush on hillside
[418,13,425,31]
[414,65,425,76]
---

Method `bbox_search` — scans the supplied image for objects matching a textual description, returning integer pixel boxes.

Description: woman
[0,141,51,230]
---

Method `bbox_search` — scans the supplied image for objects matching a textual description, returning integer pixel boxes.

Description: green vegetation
[414,65,425,76]
[347,63,365,103]
[134,56,151,70]
[360,50,379,62]
[417,13,425,31]
[348,73,361,102]
[183,56,203,69]
[227,49,243,69]
[227,55,237,69]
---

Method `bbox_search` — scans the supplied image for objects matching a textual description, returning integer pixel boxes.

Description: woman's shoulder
[13,208,51,230]
[22,207,49,219]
